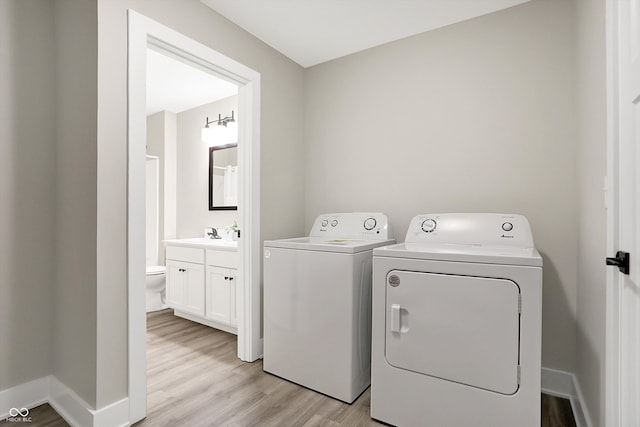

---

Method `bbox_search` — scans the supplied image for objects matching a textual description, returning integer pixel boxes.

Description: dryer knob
[364,217,377,230]
[321,219,328,227]
[421,218,437,233]
[502,222,513,232]
[330,220,338,227]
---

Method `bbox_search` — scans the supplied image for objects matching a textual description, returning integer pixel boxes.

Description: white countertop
[163,238,238,252]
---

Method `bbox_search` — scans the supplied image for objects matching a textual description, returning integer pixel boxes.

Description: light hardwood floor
[2,310,577,427]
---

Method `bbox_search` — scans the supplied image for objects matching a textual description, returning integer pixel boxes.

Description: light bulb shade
[201,126,214,144]
[202,125,226,147]
[226,121,238,143]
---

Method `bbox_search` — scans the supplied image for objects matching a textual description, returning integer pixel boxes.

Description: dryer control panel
[310,212,393,240]
[405,213,534,248]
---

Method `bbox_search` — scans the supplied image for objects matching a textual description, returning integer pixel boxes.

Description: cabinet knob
[228,277,234,281]
[224,276,229,280]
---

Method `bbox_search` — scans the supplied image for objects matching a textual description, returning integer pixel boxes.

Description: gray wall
[146,111,178,264]
[0,0,98,404]
[146,112,165,264]
[177,96,239,238]
[0,0,56,391]
[53,0,98,407]
[97,0,306,408]
[575,0,607,424]
[304,0,578,373]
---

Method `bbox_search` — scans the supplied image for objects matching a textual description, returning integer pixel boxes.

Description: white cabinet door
[166,261,185,309]
[183,262,205,316]
[166,260,205,316]
[206,266,237,325]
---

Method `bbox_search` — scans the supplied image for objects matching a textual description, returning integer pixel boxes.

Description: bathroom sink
[163,238,238,250]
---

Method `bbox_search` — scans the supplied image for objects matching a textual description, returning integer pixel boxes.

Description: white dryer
[263,213,394,403]
[371,213,542,427]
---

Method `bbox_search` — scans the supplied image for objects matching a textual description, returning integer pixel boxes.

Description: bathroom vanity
[163,238,238,334]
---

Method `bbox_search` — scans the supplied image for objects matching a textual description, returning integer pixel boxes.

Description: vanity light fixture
[202,110,237,147]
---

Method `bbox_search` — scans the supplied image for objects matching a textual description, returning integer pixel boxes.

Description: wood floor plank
[3,310,578,427]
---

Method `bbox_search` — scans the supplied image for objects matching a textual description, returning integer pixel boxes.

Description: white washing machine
[371,213,542,427]
[263,213,395,403]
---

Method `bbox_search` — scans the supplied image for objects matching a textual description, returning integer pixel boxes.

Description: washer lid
[374,242,542,267]
[264,236,395,254]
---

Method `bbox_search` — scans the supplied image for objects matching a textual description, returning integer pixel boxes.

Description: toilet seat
[146,265,166,276]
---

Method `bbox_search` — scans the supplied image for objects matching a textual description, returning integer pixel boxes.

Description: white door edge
[605,0,640,425]
[605,0,620,425]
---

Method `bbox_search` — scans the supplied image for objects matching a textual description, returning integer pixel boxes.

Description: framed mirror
[209,143,238,210]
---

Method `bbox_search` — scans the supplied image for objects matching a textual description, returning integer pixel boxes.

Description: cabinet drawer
[206,249,238,269]
[166,246,205,264]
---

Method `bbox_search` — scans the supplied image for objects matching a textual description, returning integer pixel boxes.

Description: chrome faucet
[206,227,222,239]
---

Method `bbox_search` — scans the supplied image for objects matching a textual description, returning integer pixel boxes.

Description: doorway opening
[128,10,262,424]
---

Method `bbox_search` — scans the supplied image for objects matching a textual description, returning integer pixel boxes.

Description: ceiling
[146,48,238,116]
[201,0,530,68]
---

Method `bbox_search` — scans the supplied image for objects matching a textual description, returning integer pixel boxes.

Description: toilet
[146,265,166,312]
[146,156,167,312]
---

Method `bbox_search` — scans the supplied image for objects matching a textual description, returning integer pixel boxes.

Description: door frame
[128,10,262,424]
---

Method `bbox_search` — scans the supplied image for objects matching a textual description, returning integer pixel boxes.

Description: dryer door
[385,270,520,395]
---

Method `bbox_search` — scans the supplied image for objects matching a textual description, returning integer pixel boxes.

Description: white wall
[304,0,578,373]
[575,0,607,424]
[0,0,56,391]
[177,96,238,238]
[97,0,306,408]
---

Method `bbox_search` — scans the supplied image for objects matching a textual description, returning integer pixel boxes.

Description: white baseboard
[0,377,49,419]
[91,396,129,427]
[174,309,238,335]
[0,376,129,427]
[541,367,593,427]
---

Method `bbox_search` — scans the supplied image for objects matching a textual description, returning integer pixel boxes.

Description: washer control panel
[406,213,534,247]
[310,213,393,240]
